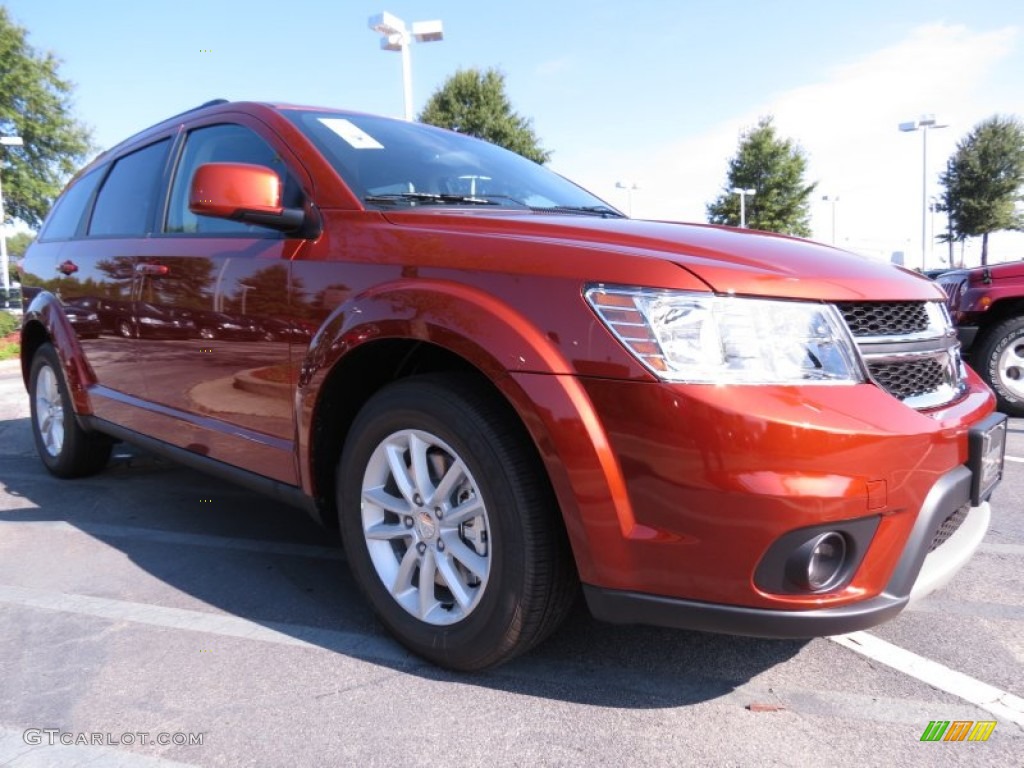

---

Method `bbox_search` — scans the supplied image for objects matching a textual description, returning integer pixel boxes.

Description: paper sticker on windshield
[319,118,384,149]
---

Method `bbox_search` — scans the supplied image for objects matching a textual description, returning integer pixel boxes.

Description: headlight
[585,285,865,385]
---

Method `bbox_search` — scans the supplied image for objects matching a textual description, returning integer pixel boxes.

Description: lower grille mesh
[867,358,948,400]
[929,505,970,552]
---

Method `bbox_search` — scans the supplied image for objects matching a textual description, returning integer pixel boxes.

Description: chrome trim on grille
[834,300,967,410]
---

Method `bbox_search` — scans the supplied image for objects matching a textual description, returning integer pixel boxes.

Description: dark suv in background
[938,261,1024,416]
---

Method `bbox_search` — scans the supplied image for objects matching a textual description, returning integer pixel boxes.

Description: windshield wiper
[364,192,503,206]
[529,205,625,218]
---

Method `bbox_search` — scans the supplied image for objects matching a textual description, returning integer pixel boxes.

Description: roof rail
[162,98,230,124]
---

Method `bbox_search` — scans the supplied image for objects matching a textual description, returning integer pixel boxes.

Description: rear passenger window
[38,169,104,241]
[88,139,171,237]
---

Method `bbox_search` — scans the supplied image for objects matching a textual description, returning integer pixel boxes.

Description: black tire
[117,319,134,338]
[29,343,112,478]
[338,374,578,671]
[975,317,1024,417]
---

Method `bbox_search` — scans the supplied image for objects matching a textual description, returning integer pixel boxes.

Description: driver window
[166,124,302,235]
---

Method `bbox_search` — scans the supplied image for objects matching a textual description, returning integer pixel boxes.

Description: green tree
[5,230,33,259]
[706,116,816,236]
[419,68,551,164]
[939,115,1024,266]
[0,7,93,229]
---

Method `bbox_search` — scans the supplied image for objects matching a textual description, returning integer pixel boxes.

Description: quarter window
[88,140,171,237]
[39,168,104,241]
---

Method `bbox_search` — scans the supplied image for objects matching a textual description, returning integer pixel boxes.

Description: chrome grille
[836,302,930,337]
[936,274,968,321]
[835,300,965,410]
[929,505,970,552]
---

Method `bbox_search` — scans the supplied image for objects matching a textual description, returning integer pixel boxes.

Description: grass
[0,340,18,361]
[0,311,20,361]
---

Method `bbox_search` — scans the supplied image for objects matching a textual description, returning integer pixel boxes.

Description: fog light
[786,531,848,591]
[807,532,846,589]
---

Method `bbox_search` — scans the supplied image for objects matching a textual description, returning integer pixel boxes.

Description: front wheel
[976,317,1024,417]
[338,375,577,671]
[29,343,112,478]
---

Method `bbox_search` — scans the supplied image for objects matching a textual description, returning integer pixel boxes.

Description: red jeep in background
[938,261,1024,416]
[19,100,1007,670]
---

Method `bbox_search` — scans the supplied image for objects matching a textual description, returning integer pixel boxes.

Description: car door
[132,119,309,484]
[55,138,174,431]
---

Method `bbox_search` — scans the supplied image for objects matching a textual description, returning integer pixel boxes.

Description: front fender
[299,278,577,389]
[21,291,99,416]
[294,279,637,579]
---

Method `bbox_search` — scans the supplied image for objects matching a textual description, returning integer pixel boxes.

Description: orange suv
[19,100,1006,670]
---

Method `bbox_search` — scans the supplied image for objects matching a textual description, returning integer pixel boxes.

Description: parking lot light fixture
[732,187,756,228]
[1,135,25,296]
[368,12,444,121]
[899,115,948,271]
[822,195,840,244]
[615,181,639,216]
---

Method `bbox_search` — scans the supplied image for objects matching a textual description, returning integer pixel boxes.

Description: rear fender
[21,291,98,416]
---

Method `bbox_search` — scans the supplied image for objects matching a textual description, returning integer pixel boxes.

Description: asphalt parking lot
[0,356,1021,767]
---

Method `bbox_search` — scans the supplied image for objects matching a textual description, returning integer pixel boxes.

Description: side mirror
[189,162,306,232]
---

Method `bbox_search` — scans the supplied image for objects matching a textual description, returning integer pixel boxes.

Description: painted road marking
[4,520,344,561]
[829,631,1024,727]
[0,584,412,666]
[1005,456,1023,463]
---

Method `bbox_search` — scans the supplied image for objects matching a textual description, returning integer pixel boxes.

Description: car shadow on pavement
[0,431,806,709]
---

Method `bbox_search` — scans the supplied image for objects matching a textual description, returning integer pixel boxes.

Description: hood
[975,260,1024,280]
[379,210,945,302]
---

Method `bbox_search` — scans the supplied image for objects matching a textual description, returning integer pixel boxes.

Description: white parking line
[4,520,345,560]
[1005,456,1024,463]
[0,584,413,666]
[829,631,1024,727]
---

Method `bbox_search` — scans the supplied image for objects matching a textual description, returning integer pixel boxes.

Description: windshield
[283,110,620,214]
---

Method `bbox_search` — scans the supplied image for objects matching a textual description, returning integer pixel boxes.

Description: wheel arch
[19,291,98,417]
[295,281,586,549]
[973,298,1024,343]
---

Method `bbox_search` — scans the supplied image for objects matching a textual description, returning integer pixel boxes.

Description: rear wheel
[338,374,577,671]
[29,343,112,478]
[976,316,1024,417]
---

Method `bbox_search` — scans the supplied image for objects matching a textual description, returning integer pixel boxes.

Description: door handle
[136,263,170,277]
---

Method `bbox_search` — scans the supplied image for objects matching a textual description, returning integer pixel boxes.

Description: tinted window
[89,140,170,237]
[166,123,302,235]
[38,168,104,241]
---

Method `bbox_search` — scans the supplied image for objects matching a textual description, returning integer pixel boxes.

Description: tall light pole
[369,12,444,121]
[615,181,639,216]
[732,187,756,228]
[899,114,947,271]
[1,135,24,297]
[822,194,840,244]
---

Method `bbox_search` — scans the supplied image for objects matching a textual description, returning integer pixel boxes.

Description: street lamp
[732,187,756,228]
[368,11,444,121]
[1,135,24,297]
[822,194,840,244]
[615,181,639,216]
[899,114,947,271]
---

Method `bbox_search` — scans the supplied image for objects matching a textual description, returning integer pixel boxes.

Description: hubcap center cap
[416,511,437,540]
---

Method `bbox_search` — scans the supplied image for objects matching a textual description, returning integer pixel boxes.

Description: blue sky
[5,0,1023,266]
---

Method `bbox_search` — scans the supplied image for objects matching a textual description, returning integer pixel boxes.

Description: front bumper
[583,465,989,637]
[957,325,980,353]
[510,370,999,633]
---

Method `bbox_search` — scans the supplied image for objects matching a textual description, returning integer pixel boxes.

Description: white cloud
[555,23,1021,267]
